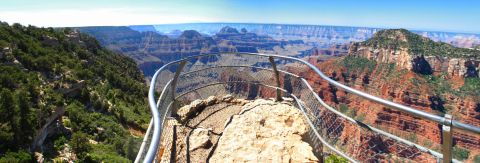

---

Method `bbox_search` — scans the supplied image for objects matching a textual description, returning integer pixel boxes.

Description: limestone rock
[189,128,211,151]
[210,99,318,162]
[190,99,206,108]
[239,99,276,114]
[231,98,249,105]
[205,96,217,105]
[222,94,234,102]
[177,99,206,122]
[35,152,44,163]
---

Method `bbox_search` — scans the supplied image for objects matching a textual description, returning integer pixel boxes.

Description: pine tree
[0,88,15,150]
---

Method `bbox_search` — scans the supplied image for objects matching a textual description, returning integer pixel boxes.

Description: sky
[1,0,479,33]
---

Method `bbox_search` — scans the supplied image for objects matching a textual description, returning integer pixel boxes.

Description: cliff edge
[159,96,318,163]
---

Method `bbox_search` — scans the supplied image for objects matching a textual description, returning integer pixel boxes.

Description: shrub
[452,146,470,161]
[0,150,32,163]
[54,136,68,151]
[325,154,349,163]
[71,132,91,159]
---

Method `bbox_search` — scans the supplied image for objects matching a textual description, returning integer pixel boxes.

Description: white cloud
[0,8,217,27]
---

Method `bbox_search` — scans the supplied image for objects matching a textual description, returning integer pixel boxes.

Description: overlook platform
[136,53,480,163]
[157,95,319,162]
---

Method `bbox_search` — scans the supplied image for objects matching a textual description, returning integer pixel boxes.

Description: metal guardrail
[137,53,480,163]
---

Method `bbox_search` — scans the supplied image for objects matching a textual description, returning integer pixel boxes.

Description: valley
[294,29,480,161]
[1,21,479,162]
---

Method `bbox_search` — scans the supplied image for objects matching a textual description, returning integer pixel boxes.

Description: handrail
[143,52,480,162]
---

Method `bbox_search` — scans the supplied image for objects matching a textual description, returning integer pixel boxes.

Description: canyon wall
[138,23,480,48]
[287,29,480,161]
[78,26,307,77]
[349,29,480,78]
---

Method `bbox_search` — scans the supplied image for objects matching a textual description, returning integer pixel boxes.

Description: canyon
[78,24,480,161]
[292,29,480,161]
[132,23,480,49]
[78,26,307,77]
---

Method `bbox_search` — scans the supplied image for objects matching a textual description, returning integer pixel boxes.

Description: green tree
[15,90,33,144]
[124,137,137,160]
[71,132,91,160]
[0,88,16,150]
[0,150,32,163]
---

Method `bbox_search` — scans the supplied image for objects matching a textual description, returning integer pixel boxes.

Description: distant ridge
[129,23,480,48]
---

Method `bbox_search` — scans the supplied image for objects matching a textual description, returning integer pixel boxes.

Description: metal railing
[136,53,480,163]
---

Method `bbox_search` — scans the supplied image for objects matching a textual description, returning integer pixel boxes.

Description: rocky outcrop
[217,26,240,35]
[288,55,480,162]
[210,99,318,162]
[179,30,203,39]
[176,99,207,123]
[168,96,318,162]
[349,29,480,78]
[189,128,212,151]
[214,26,300,52]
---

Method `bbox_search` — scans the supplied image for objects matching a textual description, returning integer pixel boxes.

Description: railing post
[269,56,282,101]
[171,61,187,110]
[442,114,453,163]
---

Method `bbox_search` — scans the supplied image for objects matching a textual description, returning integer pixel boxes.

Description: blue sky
[1,0,479,33]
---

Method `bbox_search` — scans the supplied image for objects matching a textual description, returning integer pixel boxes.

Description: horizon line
[5,20,480,35]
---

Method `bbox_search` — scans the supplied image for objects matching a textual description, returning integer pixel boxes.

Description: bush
[474,154,480,163]
[461,77,480,95]
[54,136,68,151]
[342,56,376,74]
[325,154,348,163]
[452,146,470,161]
[0,150,32,163]
[70,132,91,159]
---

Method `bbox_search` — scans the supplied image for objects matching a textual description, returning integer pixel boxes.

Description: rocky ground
[157,95,319,163]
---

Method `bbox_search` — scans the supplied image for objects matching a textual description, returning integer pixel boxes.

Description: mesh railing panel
[138,53,479,163]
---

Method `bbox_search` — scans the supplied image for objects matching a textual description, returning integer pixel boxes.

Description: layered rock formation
[288,29,480,161]
[78,26,308,77]
[146,23,480,48]
[349,29,480,77]
[214,26,303,52]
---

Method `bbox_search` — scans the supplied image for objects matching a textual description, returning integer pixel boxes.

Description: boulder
[231,99,249,105]
[205,96,217,105]
[210,99,318,162]
[177,99,206,122]
[222,94,234,102]
[189,128,212,151]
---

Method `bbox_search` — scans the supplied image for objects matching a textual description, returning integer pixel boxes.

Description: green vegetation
[54,136,68,151]
[460,77,480,96]
[423,74,454,95]
[71,132,91,160]
[341,55,376,75]
[0,21,149,161]
[325,154,349,163]
[364,29,480,59]
[452,146,470,161]
[405,133,418,143]
[474,154,480,163]
[0,150,32,163]
[337,103,360,120]
[414,74,480,106]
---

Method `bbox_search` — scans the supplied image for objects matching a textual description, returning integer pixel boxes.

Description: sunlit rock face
[210,99,318,163]
[349,29,480,78]
[284,29,480,162]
